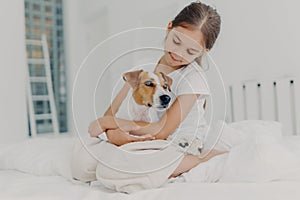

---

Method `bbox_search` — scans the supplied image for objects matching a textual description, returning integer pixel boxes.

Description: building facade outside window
[25,0,67,134]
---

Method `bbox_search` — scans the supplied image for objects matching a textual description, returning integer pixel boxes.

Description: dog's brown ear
[122,69,143,88]
[159,72,173,92]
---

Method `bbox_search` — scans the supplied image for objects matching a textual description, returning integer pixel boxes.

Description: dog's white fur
[116,71,172,123]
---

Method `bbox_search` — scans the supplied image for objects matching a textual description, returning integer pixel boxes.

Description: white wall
[205,0,300,121]
[64,0,111,136]
[64,0,189,136]
[212,0,300,81]
[64,0,89,136]
[0,1,28,143]
[65,0,300,134]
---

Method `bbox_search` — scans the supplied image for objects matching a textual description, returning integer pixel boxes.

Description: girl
[73,1,226,190]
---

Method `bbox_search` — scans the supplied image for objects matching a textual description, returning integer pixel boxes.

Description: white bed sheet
[1,120,300,200]
[0,169,300,200]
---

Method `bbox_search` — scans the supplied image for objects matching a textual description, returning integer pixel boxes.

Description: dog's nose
[160,95,171,105]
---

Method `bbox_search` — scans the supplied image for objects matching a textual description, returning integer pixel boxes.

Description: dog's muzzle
[159,94,171,107]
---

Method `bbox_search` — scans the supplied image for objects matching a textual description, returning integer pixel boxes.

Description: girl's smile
[168,52,183,63]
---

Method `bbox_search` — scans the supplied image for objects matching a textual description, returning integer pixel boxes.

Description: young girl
[73,1,226,191]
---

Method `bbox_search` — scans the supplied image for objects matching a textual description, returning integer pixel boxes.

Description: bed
[1,169,300,200]
[1,76,300,199]
[1,120,300,200]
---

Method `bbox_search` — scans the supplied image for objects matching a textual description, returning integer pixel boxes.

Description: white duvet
[181,120,300,183]
[0,120,300,198]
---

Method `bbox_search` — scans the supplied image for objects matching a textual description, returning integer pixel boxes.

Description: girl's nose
[171,47,185,59]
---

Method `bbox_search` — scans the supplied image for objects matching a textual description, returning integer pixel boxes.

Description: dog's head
[123,69,173,109]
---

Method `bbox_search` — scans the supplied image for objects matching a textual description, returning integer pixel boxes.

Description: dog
[116,69,204,156]
[116,69,173,123]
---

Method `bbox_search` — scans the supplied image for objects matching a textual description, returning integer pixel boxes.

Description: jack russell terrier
[115,69,203,156]
[116,69,173,123]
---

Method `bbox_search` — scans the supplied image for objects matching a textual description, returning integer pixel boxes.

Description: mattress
[0,169,299,200]
[0,120,300,199]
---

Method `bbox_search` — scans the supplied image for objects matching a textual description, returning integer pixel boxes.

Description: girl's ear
[166,21,172,34]
[167,21,172,29]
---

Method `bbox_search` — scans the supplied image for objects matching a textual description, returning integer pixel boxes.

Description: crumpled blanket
[95,139,184,193]
[73,120,300,194]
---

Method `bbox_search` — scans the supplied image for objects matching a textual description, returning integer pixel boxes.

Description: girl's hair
[171,1,221,67]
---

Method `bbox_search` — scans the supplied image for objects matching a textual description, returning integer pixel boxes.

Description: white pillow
[228,120,283,138]
[203,120,252,152]
[220,134,300,182]
[0,137,74,181]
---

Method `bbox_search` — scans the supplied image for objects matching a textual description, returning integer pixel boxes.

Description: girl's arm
[96,94,200,139]
[89,115,151,137]
[88,82,154,144]
[131,93,200,139]
[103,82,131,116]
[105,126,155,146]
[88,82,130,136]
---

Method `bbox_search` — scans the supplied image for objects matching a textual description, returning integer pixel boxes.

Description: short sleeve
[176,70,210,96]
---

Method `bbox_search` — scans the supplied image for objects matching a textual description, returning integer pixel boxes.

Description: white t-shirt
[162,61,210,139]
[129,55,211,155]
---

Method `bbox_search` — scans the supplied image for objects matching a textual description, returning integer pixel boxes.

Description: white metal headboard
[229,77,300,136]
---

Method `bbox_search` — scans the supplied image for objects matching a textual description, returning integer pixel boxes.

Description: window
[45,29,52,37]
[56,19,62,26]
[33,16,40,24]
[56,7,62,15]
[45,17,52,26]
[32,50,43,58]
[33,4,40,11]
[45,6,52,12]
[24,0,67,134]
[33,27,41,35]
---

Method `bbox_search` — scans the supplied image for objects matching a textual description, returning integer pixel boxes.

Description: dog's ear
[122,69,143,88]
[160,72,173,92]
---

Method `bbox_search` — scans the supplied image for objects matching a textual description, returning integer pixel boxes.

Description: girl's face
[164,26,206,66]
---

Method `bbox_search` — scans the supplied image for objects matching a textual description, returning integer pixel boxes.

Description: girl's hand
[88,117,106,137]
[106,124,155,146]
[88,116,139,137]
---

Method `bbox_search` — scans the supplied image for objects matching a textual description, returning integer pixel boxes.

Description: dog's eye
[163,83,169,90]
[144,81,154,87]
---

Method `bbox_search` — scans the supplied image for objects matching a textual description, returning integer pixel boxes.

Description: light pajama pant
[71,136,184,193]
[71,120,247,193]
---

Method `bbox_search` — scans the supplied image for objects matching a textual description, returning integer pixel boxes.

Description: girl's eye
[144,81,154,87]
[173,38,180,45]
[187,50,195,56]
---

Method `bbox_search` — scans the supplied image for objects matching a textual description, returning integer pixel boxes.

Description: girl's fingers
[128,133,155,141]
[119,124,141,132]
[111,128,154,143]
[142,134,156,140]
